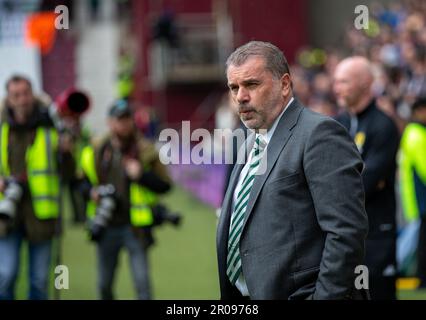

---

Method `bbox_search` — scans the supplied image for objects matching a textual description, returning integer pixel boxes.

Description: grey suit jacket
[216,99,368,300]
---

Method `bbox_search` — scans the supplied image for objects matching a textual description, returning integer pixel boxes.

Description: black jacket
[218,100,368,299]
[336,100,400,239]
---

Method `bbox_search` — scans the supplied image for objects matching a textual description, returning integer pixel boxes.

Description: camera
[88,184,116,242]
[0,179,23,237]
[152,203,182,228]
[0,179,24,221]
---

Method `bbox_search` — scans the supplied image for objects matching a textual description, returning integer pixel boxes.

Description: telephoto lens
[0,180,23,220]
[88,184,116,242]
[0,179,23,237]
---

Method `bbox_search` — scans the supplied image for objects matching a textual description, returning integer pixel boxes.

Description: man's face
[6,80,34,116]
[227,56,289,130]
[108,116,134,139]
[333,65,364,110]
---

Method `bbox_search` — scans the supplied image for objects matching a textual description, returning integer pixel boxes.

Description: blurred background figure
[0,75,75,300]
[334,57,400,300]
[399,98,426,288]
[134,105,161,141]
[50,88,92,224]
[79,99,173,300]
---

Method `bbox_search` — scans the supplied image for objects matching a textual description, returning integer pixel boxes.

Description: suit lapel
[241,99,303,234]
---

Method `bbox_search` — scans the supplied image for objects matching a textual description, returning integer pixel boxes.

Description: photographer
[51,89,92,224]
[0,75,75,300]
[79,99,172,300]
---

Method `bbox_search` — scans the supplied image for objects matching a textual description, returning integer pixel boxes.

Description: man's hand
[90,188,100,202]
[123,158,143,180]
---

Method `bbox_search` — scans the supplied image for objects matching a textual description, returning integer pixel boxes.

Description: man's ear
[281,73,292,96]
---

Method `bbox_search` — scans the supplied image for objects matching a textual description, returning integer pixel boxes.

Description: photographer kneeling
[79,99,172,300]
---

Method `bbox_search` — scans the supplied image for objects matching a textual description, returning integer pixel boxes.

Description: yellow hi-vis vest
[74,127,91,179]
[80,145,155,227]
[399,122,426,222]
[0,122,60,219]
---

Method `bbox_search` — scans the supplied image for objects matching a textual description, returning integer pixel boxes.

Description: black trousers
[369,275,396,300]
[365,236,397,300]
[68,180,86,223]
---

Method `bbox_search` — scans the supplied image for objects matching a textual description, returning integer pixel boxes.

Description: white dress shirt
[230,97,294,296]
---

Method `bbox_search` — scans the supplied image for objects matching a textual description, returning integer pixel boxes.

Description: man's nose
[236,87,250,104]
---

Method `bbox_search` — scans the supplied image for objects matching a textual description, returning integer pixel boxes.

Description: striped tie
[227,135,266,285]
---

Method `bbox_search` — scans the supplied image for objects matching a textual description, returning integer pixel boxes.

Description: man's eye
[229,86,238,93]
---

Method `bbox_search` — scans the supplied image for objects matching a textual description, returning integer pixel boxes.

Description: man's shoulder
[91,135,109,150]
[297,106,346,133]
[402,122,426,146]
[288,106,356,154]
[137,135,160,163]
[368,103,398,133]
[405,122,426,134]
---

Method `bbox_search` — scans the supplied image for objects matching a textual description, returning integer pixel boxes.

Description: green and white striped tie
[227,135,266,285]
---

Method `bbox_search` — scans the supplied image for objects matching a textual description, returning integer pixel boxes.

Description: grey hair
[225,41,290,79]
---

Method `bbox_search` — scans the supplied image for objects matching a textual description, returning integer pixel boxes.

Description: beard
[238,96,283,130]
[113,131,135,152]
[238,104,261,129]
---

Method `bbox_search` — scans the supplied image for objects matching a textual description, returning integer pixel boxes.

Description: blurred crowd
[292,0,426,131]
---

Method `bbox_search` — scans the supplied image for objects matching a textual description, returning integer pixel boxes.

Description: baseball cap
[108,99,133,118]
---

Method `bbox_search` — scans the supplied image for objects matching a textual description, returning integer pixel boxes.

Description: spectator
[399,98,426,287]
[334,56,400,300]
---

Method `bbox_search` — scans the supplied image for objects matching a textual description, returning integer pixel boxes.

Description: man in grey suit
[217,41,369,300]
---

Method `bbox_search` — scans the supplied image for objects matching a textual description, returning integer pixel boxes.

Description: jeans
[0,230,52,300]
[97,225,151,300]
